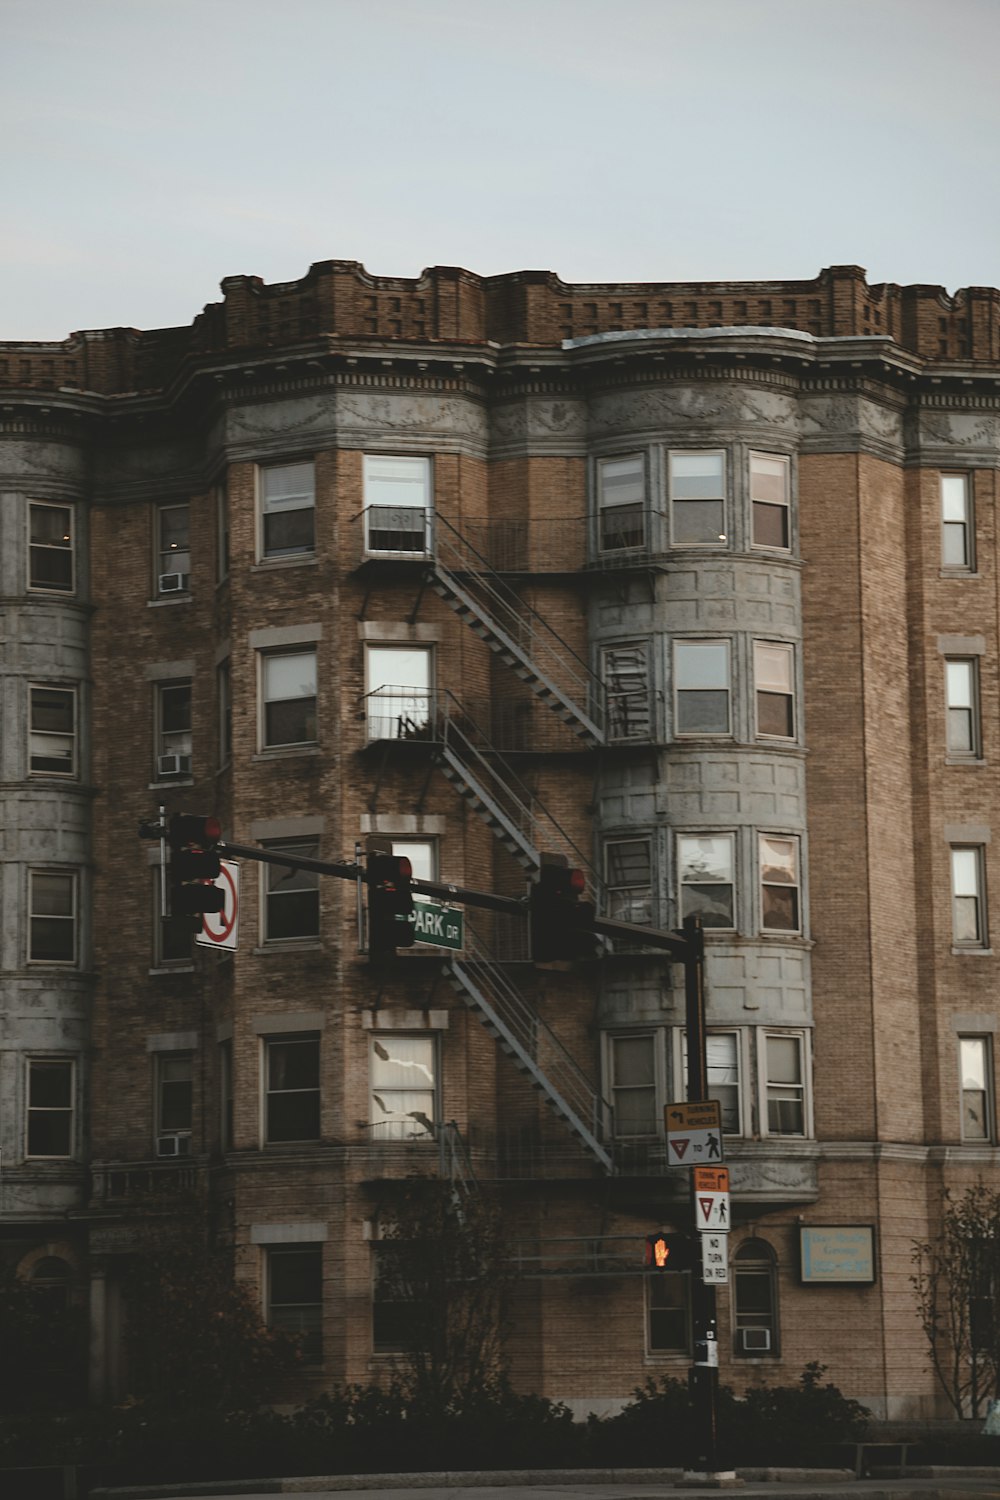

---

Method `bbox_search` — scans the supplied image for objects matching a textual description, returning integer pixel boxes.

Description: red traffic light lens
[203,816,223,842]
[569,867,586,895]
[396,856,412,879]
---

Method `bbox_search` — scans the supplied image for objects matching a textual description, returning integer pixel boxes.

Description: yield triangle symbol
[698,1197,714,1222]
[672,1138,690,1160]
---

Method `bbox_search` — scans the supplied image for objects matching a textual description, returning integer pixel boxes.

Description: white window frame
[28,869,77,966]
[363,454,432,557]
[754,641,796,742]
[155,1052,194,1156]
[645,1267,692,1356]
[951,844,988,950]
[673,639,731,738]
[29,683,77,778]
[668,449,727,548]
[941,472,974,571]
[602,640,651,741]
[369,1033,439,1142]
[759,833,802,935]
[676,831,736,932]
[257,459,316,561]
[605,835,654,926]
[732,1238,780,1357]
[759,1029,811,1138]
[261,838,321,945]
[155,502,191,596]
[155,678,193,779]
[959,1035,994,1143]
[606,1031,662,1139]
[365,644,433,742]
[750,452,791,552]
[25,1057,75,1160]
[259,647,318,751]
[28,501,75,595]
[262,1032,321,1145]
[945,658,981,760]
[675,1029,749,1137]
[596,453,646,553]
[265,1243,323,1363]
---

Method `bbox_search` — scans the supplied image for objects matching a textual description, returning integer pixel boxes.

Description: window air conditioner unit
[158,572,189,593]
[740,1327,771,1353]
[157,753,192,778]
[156,1134,191,1158]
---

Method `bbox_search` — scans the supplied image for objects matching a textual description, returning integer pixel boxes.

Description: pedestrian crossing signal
[644,1232,692,1271]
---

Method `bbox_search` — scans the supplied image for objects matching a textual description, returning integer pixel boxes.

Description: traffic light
[168,813,225,920]
[529,858,597,964]
[367,851,416,958]
[645,1232,693,1272]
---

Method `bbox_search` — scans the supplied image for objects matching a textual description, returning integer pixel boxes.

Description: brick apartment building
[2,259,999,1419]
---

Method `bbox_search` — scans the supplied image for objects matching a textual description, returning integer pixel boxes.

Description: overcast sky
[3,0,999,341]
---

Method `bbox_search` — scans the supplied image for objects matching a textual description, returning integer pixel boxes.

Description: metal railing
[446,917,614,1172]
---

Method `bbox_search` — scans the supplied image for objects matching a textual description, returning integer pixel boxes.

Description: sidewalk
[90,1464,1000,1500]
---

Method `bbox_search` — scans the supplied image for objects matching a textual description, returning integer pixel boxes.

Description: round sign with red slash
[196,859,240,950]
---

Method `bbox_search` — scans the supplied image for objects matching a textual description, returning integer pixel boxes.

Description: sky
[2,0,1000,341]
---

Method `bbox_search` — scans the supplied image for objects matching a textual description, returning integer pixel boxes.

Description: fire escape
[357,502,616,1175]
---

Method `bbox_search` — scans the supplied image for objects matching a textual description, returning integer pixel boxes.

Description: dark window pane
[601,504,645,551]
[752,501,789,549]
[757,691,794,738]
[31,918,75,961]
[32,689,74,734]
[270,1248,322,1304]
[264,508,314,557]
[269,1040,319,1091]
[28,1111,72,1156]
[30,1062,72,1108]
[30,548,73,590]
[267,890,320,939]
[673,499,725,544]
[267,1091,320,1141]
[682,883,735,928]
[265,696,316,746]
[677,690,729,735]
[762,887,799,932]
[161,1080,192,1131]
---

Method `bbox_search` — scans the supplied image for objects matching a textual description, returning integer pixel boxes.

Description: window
[370,1035,437,1141]
[602,642,651,740]
[156,1054,193,1156]
[155,680,192,778]
[266,1245,322,1362]
[952,845,987,948]
[750,453,791,550]
[677,833,735,930]
[25,1059,74,1158]
[220,1040,234,1151]
[669,450,726,546]
[754,642,795,740]
[29,685,76,777]
[759,835,801,933]
[733,1240,778,1356]
[28,502,74,593]
[154,868,193,966]
[373,1240,419,1353]
[945,659,980,758]
[763,1032,806,1135]
[156,504,190,594]
[646,1270,690,1354]
[218,659,232,768]
[597,454,645,552]
[605,837,653,925]
[261,649,317,749]
[960,1036,993,1141]
[363,455,431,555]
[941,473,974,570]
[29,871,76,964]
[680,1031,743,1134]
[609,1033,657,1137]
[391,838,435,895]
[259,460,315,559]
[264,1034,320,1143]
[263,839,320,942]
[365,645,432,741]
[674,640,730,736]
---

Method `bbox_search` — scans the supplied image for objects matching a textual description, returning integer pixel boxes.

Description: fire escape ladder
[429,514,605,745]
[437,1120,479,1201]
[436,694,600,886]
[444,921,614,1174]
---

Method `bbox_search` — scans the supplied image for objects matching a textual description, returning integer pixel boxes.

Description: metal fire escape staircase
[429,513,605,747]
[443,918,614,1174]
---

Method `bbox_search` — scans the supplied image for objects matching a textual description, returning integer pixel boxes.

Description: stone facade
[2,259,1000,1420]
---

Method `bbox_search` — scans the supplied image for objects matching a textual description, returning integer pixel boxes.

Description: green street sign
[406,902,464,950]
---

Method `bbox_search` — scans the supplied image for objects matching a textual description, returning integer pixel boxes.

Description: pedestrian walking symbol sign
[693,1165,731,1232]
[664,1100,725,1166]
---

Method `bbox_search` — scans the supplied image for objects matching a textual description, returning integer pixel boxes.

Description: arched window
[732,1238,778,1356]
[30,1255,73,1310]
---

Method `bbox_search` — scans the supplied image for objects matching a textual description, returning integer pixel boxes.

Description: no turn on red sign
[195,859,240,951]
